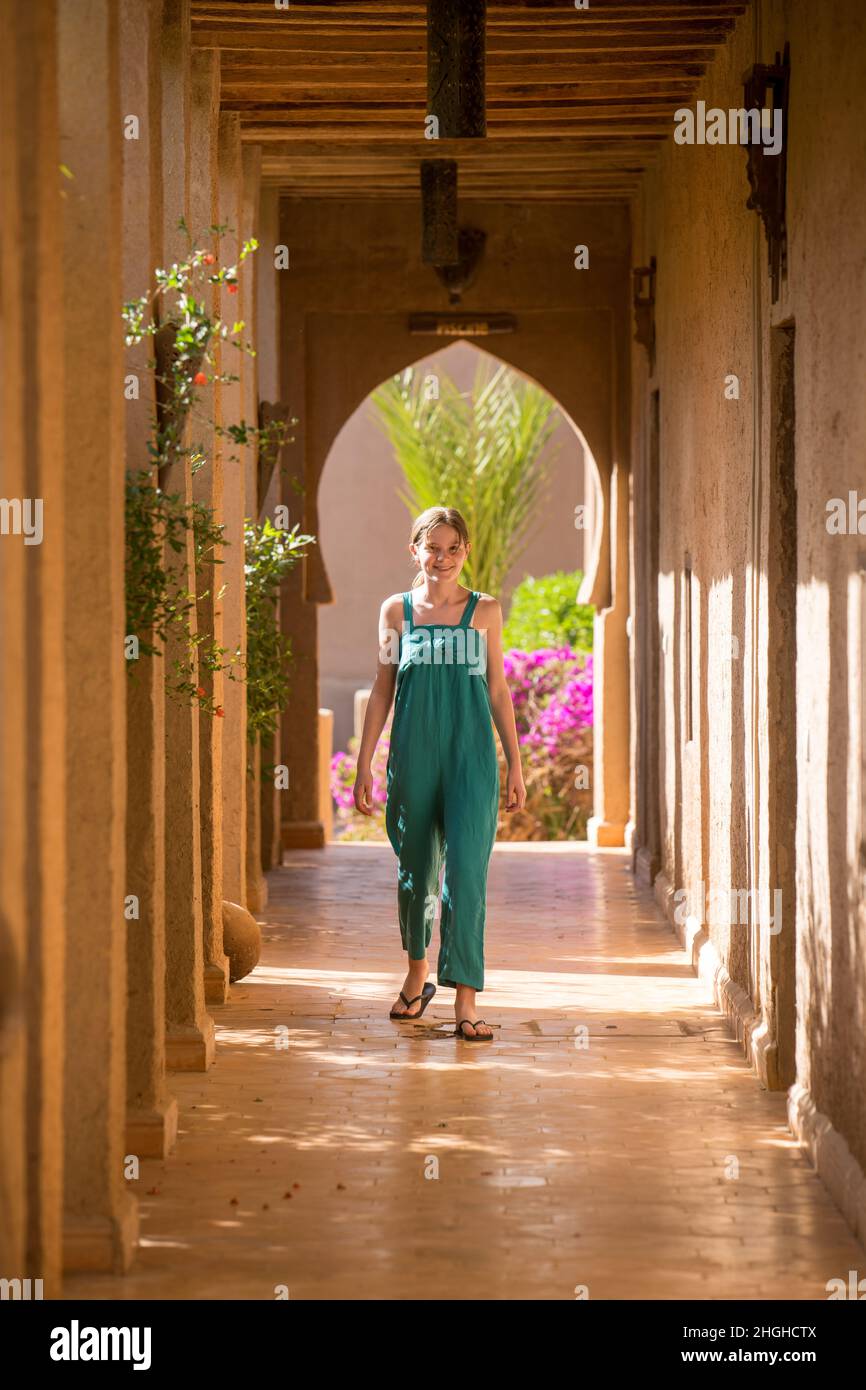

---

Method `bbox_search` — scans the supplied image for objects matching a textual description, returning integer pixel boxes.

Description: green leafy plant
[502,570,594,653]
[371,360,558,595]
[124,472,230,712]
[244,519,315,742]
[123,219,296,708]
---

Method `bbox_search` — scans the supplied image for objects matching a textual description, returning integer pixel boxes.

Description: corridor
[66,845,862,1302]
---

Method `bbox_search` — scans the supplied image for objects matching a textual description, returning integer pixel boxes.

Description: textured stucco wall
[781,0,866,1170]
[632,0,866,1170]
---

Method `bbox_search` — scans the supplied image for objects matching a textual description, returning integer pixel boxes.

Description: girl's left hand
[504,764,527,813]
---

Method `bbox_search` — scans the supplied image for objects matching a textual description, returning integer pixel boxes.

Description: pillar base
[166,1016,216,1072]
[282,819,325,849]
[62,1190,139,1274]
[125,1093,179,1159]
[204,957,230,1006]
[587,816,627,847]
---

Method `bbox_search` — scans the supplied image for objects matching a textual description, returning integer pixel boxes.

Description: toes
[458,1020,492,1037]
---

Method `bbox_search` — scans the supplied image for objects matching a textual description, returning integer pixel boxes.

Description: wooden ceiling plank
[222,89,697,108]
[256,135,663,154]
[222,79,697,100]
[243,123,673,139]
[230,102,683,119]
[192,1,745,22]
[190,0,738,196]
[192,27,720,57]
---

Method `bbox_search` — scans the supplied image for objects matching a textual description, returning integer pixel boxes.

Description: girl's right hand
[353,767,374,816]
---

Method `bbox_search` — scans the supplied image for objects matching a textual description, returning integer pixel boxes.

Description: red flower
[226,282,238,294]
[193,371,207,386]
[202,252,216,265]
[215,706,225,718]
[195,685,206,697]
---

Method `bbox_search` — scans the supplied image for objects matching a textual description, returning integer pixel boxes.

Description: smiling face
[412,522,470,584]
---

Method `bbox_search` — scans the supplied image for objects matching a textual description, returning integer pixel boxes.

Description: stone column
[277,248,323,849]
[587,458,631,846]
[0,0,67,1294]
[242,144,269,911]
[161,0,215,1070]
[247,737,266,910]
[218,112,249,905]
[58,0,138,1271]
[122,0,179,1159]
[190,46,230,1004]
[255,186,284,873]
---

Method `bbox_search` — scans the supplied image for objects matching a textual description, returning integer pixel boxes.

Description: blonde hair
[409,506,471,588]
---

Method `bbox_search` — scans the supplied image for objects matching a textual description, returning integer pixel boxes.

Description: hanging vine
[123,219,296,710]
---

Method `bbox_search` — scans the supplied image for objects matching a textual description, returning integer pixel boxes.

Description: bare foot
[390,960,430,1017]
[454,985,493,1038]
[454,1018,493,1039]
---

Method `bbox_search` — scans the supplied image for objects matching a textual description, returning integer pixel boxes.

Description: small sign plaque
[408,313,517,337]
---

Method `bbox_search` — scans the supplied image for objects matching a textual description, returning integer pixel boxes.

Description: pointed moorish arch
[316,339,605,618]
[305,332,612,615]
[279,313,630,852]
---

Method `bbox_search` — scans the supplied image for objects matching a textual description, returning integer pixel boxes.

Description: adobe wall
[631,0,866,1194]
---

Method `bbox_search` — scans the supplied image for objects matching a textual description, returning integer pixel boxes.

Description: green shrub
[503,570,594,653]
[244,519,315,742]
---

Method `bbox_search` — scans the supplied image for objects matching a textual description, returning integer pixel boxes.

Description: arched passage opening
[302,340,602,844]
[278,309,630,856]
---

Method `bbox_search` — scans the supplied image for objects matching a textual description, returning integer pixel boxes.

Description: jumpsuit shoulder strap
[460,591,481,628]
[401,591,414,629]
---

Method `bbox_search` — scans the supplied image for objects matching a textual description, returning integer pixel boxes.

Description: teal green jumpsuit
[385,590,500,992]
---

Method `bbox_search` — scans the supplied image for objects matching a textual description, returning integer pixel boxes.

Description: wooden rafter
[190,0,749,203]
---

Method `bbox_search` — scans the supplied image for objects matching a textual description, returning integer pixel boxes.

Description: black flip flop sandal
[389,981,436,1020]
[454,1018,494,1043]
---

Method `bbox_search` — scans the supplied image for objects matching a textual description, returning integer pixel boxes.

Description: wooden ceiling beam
[216,24,735,49]
[261,188,640,202]
[244,124,673,141]
[231,103,682,122]
[194,29,722,56]
[222,88,697,108]
[189,0,741,198]
[257,135,661,153]
[222,81,697,102]
[263,181,643,195]
[198,19,738,36]
[261,156,650,170]
[220,57,708,78]
[191,1,746,21]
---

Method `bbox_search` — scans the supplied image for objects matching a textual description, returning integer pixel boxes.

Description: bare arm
[353,595,403,815]
[481,597,520,766]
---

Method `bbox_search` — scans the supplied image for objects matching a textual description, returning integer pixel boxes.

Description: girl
[353,505,526,1042]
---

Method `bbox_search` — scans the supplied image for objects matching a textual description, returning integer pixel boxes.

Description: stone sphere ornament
[221,900,262,982]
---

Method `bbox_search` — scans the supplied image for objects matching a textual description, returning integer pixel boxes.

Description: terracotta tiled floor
[67,843,863,1300]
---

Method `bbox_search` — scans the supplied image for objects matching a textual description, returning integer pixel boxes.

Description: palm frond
[371,358,561,595]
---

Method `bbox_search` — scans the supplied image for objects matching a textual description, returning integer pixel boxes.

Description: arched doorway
[317,340,600,844]
[317,340,600,753]
[278,321,629,853]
